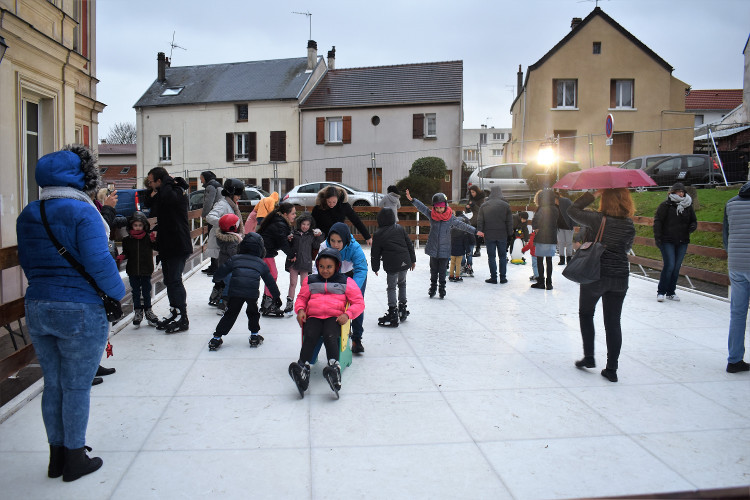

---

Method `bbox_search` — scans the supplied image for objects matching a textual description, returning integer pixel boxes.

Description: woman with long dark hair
[567,188,636,383]
[465,185,485,257]
[311,185,372,244]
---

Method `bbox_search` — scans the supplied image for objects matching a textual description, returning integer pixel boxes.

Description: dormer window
[161,87,184,96]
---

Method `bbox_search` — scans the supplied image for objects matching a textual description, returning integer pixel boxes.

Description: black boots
[398,302,410,322]
[559,256,566,265]
[438,283,446,299]
[378,306,399,327]
[48,445,65,478]
[164,307,189,333]
[428,282,437,298]
[62,446,102,482]
[155,307,178,330]
[530,277,545,289]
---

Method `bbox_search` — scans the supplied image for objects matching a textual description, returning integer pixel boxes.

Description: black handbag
[40,200,124,322]
[562,216,607,285]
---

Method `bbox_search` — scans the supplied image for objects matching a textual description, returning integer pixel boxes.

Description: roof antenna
[292,11,312,39]
[169,31,186,61]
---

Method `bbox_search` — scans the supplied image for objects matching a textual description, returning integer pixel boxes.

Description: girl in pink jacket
[288,247,364,398]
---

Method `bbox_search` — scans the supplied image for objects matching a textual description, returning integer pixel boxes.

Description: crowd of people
[15,147,750,482]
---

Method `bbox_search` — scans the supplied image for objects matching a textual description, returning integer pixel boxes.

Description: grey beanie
[670,182,686,193]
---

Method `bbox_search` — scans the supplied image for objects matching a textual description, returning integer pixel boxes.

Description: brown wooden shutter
[226,133,234,162]
[261,178,270,192]
[574,80,578,108]
[270,131,286,161]
[413,114,424,139]
[552,80,558,108]
[285,178,295,193]
[610,80,616,108]
[342,116,352,144]
[631,80,635,107]
[249,132,257,161]
[316,117,325,144]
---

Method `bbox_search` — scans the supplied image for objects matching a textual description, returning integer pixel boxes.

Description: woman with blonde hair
[567,188,636,383]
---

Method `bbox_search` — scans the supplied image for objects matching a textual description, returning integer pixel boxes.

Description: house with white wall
[462,126,511,170]
[299,61,463,200]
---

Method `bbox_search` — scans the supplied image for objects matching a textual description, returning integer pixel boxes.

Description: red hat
[218,213,239,232]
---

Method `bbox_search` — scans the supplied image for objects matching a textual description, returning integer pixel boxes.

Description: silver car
[466,163,529,198]
[282,182,381,207]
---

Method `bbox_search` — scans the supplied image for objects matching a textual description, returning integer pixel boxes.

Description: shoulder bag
[562,215,607,285]
[40,200,123,322]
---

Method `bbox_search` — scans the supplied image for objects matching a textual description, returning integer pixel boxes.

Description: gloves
[273,297,283,309]
[115,254,126,262]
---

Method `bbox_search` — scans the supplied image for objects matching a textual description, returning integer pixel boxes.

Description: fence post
[415,210,420,250]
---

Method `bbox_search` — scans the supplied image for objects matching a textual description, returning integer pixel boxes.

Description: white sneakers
[666,294,680,301]
[657,294,665,302]
[657,294,680,302]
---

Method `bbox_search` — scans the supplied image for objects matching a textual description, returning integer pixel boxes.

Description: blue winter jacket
[327,222,368,289]
[17,152,126,304]
[412,198,477,258]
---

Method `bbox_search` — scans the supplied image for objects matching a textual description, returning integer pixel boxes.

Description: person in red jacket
[522,230,538,282]
[288,247,364,398]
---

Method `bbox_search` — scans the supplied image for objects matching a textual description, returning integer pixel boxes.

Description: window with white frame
[235,133,250,160]
[613,79,634,108]
[463,149,478,162]
[327,117,343,143]
[492,133,504,140]
[159,135,171,162]
[554,79,577,108]
[425,113,437,137]
[491,149,503,156]
[479,133,487,145]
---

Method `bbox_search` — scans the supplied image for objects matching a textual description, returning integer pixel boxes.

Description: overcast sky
[96,0,749,140]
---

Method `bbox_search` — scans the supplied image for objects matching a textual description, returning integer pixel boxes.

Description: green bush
[396,175,440,204]
[410,157,447,179]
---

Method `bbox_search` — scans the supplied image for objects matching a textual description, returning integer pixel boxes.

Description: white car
[282,182,381,207]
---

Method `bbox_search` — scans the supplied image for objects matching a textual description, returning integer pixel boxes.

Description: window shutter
[631,81,635,107]
[316,117,325,144]
[552,80,558,108]
[226,133,234,162]
[574,80,578,108]
[610,80,616,108]
[413,114,424,139]
[261,178,270,192]
[270,131,286,161]
[249,132,257,161]
[342,116,352,144]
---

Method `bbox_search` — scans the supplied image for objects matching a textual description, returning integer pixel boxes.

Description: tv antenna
[292,11,312,39]
[577,0,609,6]
[169,31,186,60]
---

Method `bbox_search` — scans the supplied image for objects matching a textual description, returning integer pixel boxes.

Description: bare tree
[105,122,137,144]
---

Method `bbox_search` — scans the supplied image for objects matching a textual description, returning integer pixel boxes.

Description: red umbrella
[552,165,657,190]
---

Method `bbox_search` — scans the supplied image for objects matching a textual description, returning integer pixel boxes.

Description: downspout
[520,89,527,162]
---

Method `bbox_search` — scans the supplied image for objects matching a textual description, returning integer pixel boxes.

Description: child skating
[371,207,416,326]
[208,233,282,350]
[288,248,365,399]
[284,213,325,315]
[405,190,479,299]
[208,214,244,312]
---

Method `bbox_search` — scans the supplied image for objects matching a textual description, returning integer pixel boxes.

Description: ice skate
[322,359,342,399]
[262,297,284,317]
[259,295,272,314]
[215,299,227,315]
[438,284,446,299]
[207,286,222,306]
[428,282,437,298]
[164,307,189,333]
[144,308,159,327]
[283,297,294,316]
[377,306,399,328]
[208,336,223,351]
[248,334,264,347]
[132,308,143,328]
[155,307,178,330]
[460,264,474,277]
[288,361,310,398]
[398,302,409,322]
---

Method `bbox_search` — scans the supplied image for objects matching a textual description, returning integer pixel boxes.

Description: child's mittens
[149,232,157,242]
[115,254,126,263]
[336,313,350,325]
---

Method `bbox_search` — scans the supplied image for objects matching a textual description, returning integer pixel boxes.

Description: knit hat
[128,211,151,231]
[670,182,686,193]
[219,213,240,232]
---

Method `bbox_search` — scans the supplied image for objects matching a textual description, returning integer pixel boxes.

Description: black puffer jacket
[653,198,697,246]
[149,175,192,257]
[567,192,636,279]
[257,212,292,258]
[288,213,325,273]
[311,188,372,240]
[532,189,559,244]
[213,233,279,300]
[371,208,416,274]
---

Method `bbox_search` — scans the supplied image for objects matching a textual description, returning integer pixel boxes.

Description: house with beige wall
[299,61,463,200]
[0,0,102,248]
[505,7,694,169]
[133,42,329,194]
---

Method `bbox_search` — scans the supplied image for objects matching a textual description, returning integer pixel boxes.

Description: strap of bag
[594,216,607,243]
[40,200,108,300]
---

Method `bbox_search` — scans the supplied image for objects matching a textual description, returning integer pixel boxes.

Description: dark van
[114,189,151,217]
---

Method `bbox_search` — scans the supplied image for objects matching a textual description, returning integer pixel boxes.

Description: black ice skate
[377,306,399,327]
[428,282,437,298]
[164,307,189,333]
[438,284,446,299]
[208,336,223,351]
[322,359,342,399]
[259,295,272,314]
[248,334,264,347]
[262,297,284,317]
[398,302,410,322]
[207,285,222,306]
[132,308,143,328]
[155,307,178,330]
[460,265,474,277]
[283,297,294,316]
[288,361,310,398]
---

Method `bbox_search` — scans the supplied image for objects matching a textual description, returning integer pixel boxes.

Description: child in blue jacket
[406,190,478,298]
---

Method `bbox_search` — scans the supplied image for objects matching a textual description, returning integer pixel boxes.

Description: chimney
[571,17,582,30]
[307,40,317,71]
[157,52,166,82]
[517,65,523,97]
[327,46,336,70]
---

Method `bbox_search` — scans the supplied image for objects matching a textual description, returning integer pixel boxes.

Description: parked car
[641,154,723,187]
[188,186,270,211]
[282,182,381,207]
[466,163,529,198]
[114,188,151,217]
[619,154,679,170]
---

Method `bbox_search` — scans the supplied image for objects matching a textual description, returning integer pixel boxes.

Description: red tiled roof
[685,89,743,110]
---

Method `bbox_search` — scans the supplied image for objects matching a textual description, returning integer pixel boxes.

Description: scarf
[129,230,146,240]
[669,193,692,215]
[40,186,110,239]
[431,206,453,221]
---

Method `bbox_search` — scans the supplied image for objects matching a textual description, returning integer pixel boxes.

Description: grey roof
[133,57,318,108]
[300,61,462,109]
[98,144,136,155]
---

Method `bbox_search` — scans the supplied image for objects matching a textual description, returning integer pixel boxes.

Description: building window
[611,79,634,108]
[159,136,171,162]
[100,167,108,174]
[270,131,286,162]
[492,133,504,140]
[425,113,437,137]
[316,116,351,144]
[120,167,131,174]
[491,149,503,156]
[553,79,577,108]
[328,117,343,143]
[695,115,704,126]
[237,104,248,122]
[463,149,478,162]
[479,133,487,145]
[160,87,184,96]
[593,42,601,54]
[226,132,256,162]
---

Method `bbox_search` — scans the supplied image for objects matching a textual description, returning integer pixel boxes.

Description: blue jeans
[351,277,366,341]
[486,239,508,280]
[25,300,109,449]
[728,270,750,363]
[657,242,688,295]
[129,275,152,309]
